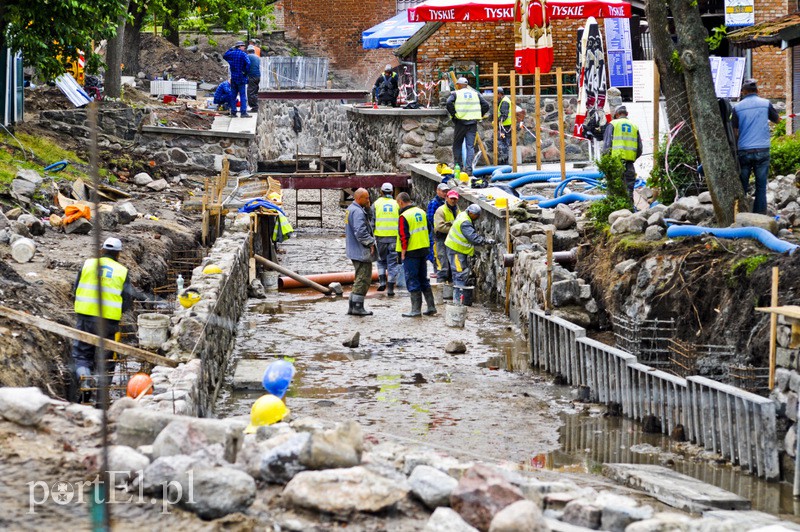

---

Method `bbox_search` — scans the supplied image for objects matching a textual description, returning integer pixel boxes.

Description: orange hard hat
[126,373,154,399]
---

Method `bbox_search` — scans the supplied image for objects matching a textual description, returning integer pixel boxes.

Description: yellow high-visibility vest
[373,196,399,237]
[435,203,459,234]
[499,95,512,126]
[454,88,482,121]
[395,206,430,252]
[445,211,475,256]
[272,213,294,242]
[74,257,128,320]
[610,118,639,161]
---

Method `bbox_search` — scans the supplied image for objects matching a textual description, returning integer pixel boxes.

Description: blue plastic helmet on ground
[262,359,296,398]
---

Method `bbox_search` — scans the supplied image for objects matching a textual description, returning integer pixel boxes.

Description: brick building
[277,0,401,88]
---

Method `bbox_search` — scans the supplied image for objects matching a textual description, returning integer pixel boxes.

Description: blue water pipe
[506,171,605,188]
[473,165,511,177]
[539,193,606,208]
[44,160,69,173]
[520,194,548,201]
[491,171,548,183]
[666,225,798,255]
[554,177,602,197]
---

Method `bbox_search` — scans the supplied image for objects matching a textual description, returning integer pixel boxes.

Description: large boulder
[259,431,311,483]
[488,500,548,532]
[17,214,45,236]
[151,418,243,463]
[733,212,778,235]
[424,507,480,532]
[133,172,153,186]
[562,499,602,528]
[283,466,409,515]
[116,409,181,449]
[409,464,459,509]
[115,202,138,224]
[179,466,256,519]
[106,445,151,487]
[607,209,632,226]
[298,419,363,469]
[0,387,51,426]
[138,454,198,495]
[553,203,577,230]
[450,464,525,531]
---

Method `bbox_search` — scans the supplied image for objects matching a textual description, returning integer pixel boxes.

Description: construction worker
[372,182,399,296]
[433,190,460,286]
[70,237,133,402]
[497,87,512,165]
[396,192,436,317]
[446,77,490,175]
[445,205,495,305]
[223,41,251,118]
[603,105,642,200]
[246,45,261,113]
[268,192,294,243]
[345,188,376,316]
[374,64,399,107]
[426,183,449,267]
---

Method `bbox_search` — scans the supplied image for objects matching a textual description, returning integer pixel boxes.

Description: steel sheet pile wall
[530,310,780,480]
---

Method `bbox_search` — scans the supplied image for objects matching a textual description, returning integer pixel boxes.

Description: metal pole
[510,70,517,173]
[493,62,499,166]
[87,102,110,530]
[557,67,566,181]
[535,67,542,171]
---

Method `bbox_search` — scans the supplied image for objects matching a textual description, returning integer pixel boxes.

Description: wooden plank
[492,62,499,165]
[510,70,517,172]
[0,306,178,368]
[535,67,542,170]
[769,267,779,388]
[756,305,800,320]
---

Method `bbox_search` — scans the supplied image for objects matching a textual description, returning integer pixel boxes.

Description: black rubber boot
[377,274,387,292]
[351,294,373,316]
[387,282,395,297]
[422,288,437,316]
[347,294,356,315]
[402,292,423,317]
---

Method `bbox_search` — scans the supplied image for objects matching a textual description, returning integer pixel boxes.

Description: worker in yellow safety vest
[396,192,436,317]
[445,205,495,306]
[496,87,513,165]
[433,189,461,289]
[371,182,400,296]
[603,105,642,199]
[446,77,490,175]
[70,237,134,402]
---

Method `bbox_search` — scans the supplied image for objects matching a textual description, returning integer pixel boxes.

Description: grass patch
[0,132,91,193]
[731,254,770,277]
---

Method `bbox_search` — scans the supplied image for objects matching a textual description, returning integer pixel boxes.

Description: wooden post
[769,266,779,389]
[504,207,512,316]
[653,66,660,149]
[545,229,553,314]
[201,177,210,246]
[510,70,517,173]
[535,67,542,171]
[557,67,566,181]
[493,62,499,166]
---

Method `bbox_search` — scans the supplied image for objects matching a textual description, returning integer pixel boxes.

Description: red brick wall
[414,20,584,87]
[280,0,399,88]
[751,0,790,100]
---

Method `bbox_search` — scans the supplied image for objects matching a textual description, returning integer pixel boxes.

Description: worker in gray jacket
[345,188,376,316]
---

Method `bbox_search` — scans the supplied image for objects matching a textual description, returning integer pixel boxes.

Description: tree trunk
[163,10,180,47]
[104,0,131,99]
[645,0,695,151]
[122,5,146,76]
[667,0,743,226]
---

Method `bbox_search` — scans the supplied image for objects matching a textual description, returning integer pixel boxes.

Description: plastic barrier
[538,193,606,209]
[666,225,798,255]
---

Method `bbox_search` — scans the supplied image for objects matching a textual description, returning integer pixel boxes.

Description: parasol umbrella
[515,0,554,74]
[363,11,425,49]
[574,16,611,140]
[408,0,631,23]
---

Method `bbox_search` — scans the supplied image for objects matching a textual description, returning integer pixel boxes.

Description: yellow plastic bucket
[495,197,508,209]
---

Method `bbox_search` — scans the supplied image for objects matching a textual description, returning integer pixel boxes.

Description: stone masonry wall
[346,96,589,173]
[41,106,148,144]
[256,99,350,162]
[770,317,800,480]
[135,130,257,176]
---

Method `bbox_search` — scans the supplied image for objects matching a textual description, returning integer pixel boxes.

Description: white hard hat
[381,182,393,193]
[466,204,482,216]
[457,77,469,84]
[385,64,393,71]
[102,237,122,251]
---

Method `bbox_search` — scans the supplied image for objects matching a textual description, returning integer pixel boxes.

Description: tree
[666,0,743,225]
[105,0,132,98]
[0,0,128,81]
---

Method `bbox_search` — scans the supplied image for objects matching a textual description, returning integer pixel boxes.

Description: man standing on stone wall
[223,41,251,118]
[345,188,376,316]
[446,77,490,175]
[246,45,261,114]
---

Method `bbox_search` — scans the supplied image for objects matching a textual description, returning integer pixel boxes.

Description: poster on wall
[724,0,754,27]
[604,18,633,87]
[709,56,746,98]
[632,60,654,102]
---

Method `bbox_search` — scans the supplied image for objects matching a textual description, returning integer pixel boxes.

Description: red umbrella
[408,0,631,22]
[515,0,554,74]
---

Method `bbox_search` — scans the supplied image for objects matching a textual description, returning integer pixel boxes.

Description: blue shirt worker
[345,188,376,316]
[445,205,495,306]
[70,237,134,403]
[426,183,449,266]
[371,182,400,297]
[246,45,261,113]
[732,78,781,214]
[213,81,233,111]
[223,41,251,118]
[446,77,490,175]
[603,105,643,199]
[396,192,437,318]
[434,190,461,286]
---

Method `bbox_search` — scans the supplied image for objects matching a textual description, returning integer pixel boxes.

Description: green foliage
[1,0,128,80]
[0,132,89,192]
[162,0,277,36]
[772,119,786,139]
[648,135,698,205]
[670,50,683,73]
[770,132,800,176]
[705,25,727,51]
[728,254,770,286]
[587,152,633,227]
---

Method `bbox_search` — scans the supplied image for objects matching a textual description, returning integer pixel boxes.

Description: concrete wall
[256,99,350,162]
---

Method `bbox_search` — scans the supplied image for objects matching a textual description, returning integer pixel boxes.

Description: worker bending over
[396,192,436,317]
[445,205,495,305]
[433,190,460,286]
[372,182,400,296]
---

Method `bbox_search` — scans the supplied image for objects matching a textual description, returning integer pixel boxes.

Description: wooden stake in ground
[493,62,499,166]
[504,206,512,316]
[535,67,542,170]
[557,67,566,181]
[769,266,779,389]
[510,70,518,173]
[545,229,553,314]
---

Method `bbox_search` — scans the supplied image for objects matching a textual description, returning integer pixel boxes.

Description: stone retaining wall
[41,105,147,144]
[769,319,800,480]
[139,217,252,417]
[256,99,349,162]
[135,128,257,176]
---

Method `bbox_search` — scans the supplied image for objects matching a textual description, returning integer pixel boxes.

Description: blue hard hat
[262,360,296,399]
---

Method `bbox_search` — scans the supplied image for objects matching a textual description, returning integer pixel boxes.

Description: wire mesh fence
[260,56,329,90]
[611,313,676,368]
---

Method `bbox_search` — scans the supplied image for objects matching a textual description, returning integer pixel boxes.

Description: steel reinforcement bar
[529,310,779,481]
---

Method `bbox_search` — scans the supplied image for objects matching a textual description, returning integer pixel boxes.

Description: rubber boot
[347,294,356,315]
[422,288,437,316]
[377,274,387,292]
[402,292,423,317]
[351,294,373,316]
[387,282,395,297]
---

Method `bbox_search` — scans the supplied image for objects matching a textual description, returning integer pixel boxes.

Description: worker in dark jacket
[374,65,399,107]
[223,41,251,118]
[446,77,490,175]
[213,81,233,111]
[345,188,376,316]
[246,45,261,112]
[70,237,134,402]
